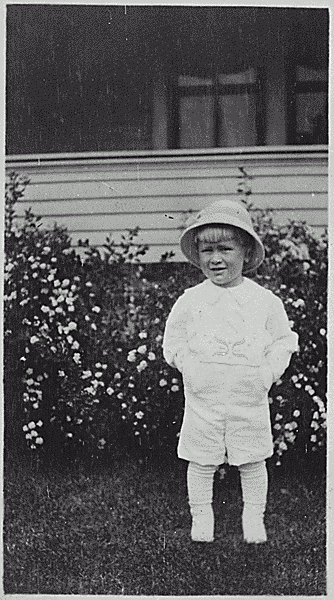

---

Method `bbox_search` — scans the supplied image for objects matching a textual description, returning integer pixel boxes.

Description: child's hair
[195,224,254,251]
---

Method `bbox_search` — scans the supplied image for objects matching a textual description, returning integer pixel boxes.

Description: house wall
[6,146,328,262]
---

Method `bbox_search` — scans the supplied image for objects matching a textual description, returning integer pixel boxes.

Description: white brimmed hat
[180,199,265,274]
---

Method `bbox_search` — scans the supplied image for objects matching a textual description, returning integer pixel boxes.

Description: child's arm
[265,295,299,383]
[163,295,189,372]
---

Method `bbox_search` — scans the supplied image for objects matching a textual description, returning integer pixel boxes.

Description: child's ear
[244,247,251,262]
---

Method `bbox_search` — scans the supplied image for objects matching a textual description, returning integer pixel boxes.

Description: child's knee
[238,460,266,475]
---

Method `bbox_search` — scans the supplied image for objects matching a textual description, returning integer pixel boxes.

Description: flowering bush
[4,171,327,468]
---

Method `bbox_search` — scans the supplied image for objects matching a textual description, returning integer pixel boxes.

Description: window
[174,68,262,149]
[290,65,328,145]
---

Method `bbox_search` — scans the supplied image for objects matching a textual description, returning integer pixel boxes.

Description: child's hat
[179,199,265,274]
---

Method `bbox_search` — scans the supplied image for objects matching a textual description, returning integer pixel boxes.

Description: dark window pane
[295,91,328,145]
[179,96,215,148]
[218,91,257,147]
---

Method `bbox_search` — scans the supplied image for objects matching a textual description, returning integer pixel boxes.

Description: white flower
[85,385,96,395]
[28,421,36,429]
[26,378,34,386]
[91,323,97,331]
[273,423,281,430]
[67,335,74,344]
[148,352,156,361]
[95,372,103,378]
[135,411,144,420]
[68,321,77,331]
[127,350,137,363]
[313,411,319,420]
[82,370,92,379]
[58,370,65,377]
[114,373,121,380]
[42,246,51,254]
[53,280,61,287]
[310,434,317,443]
[275,413,283,421]
[68,306,75,312]
[36,437,44,445]
[62,279,70,287]
[320,329,326,336]
[137,345,147,355]
[279,441,288,451]
[72,341,80,350]
[37,420,43,427]
[159,379,167,387]
[41,305,50,313]
[139,331,147,339]
[92,306,101,313]
[137,360,148,373]
[121,403,127,409]
[171,385,179,392]
[73,353,81,364]
[117,392,124,399]
[33,402,39,409]
[86,281,93,287]
[155,335,163,342]
[293,410,300,418]
[23,425,29,432]
[30,336,39,344]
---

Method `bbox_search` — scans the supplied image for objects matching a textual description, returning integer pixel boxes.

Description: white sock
[187,462,216,542]
[239,461,268,543]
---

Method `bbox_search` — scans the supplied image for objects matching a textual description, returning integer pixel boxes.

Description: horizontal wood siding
[6,146,328,262]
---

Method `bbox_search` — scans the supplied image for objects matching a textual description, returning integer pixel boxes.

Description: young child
[163,199,299,544]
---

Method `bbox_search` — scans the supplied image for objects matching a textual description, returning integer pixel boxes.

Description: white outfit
[163,277,299,466]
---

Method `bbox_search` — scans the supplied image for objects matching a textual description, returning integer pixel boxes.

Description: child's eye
[217,245,233,251]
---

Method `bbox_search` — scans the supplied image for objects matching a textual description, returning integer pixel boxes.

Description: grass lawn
[3,454,326,596]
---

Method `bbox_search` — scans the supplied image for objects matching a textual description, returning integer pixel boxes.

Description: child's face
[198,227,248,288]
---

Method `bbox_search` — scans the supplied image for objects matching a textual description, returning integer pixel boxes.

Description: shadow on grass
[3,453,326,595]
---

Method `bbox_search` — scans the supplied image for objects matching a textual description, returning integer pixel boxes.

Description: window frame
[169,69,266,150]
[287,64,328,146]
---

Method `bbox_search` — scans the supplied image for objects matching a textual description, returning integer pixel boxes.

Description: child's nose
[211,250,223,263]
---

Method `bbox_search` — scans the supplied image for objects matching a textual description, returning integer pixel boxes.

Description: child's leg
[187,462,217,542]
[238,460,268,544]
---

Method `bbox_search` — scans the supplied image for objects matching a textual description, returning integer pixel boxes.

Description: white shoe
[242,507,267,544]
[190,504,214,542]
